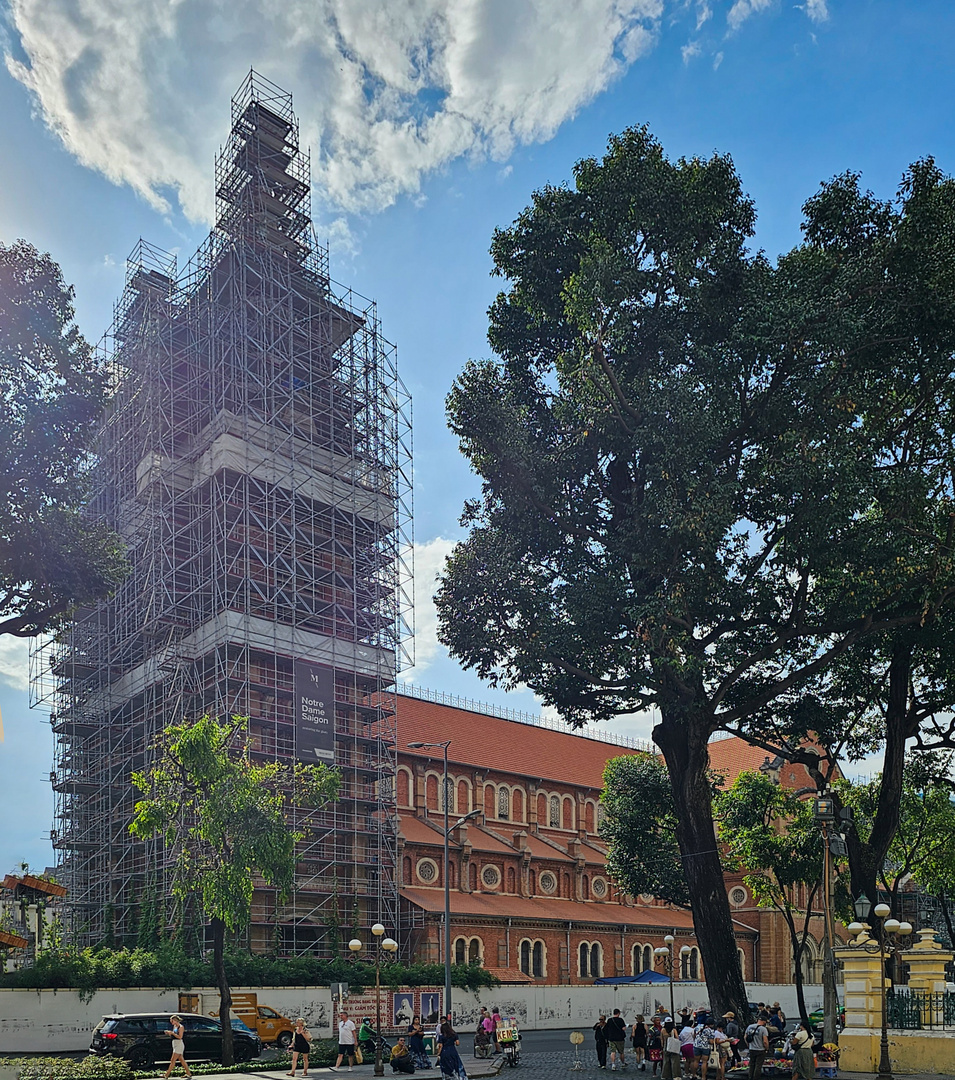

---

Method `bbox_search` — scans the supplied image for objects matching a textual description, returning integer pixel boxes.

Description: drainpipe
[506,917,511,968]
[567,921,573,984]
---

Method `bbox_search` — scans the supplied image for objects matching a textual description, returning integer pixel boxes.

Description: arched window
[512,789,524,821]
[454,937,466,964]
[448,861,456,889]
[533,941,544,978]
[426,774,438,811]
[632,943,643,974]
[590,942,602,978]
[506,866,517,893]
[579,942,589,977]
[643,944,652,973]
[582,875,590,900]
[538,793,548,825]
[585,802,596,833]
[469,862,477,891]
[550,795,561,828]
[403,856,412,884]
[484,785,495,818]
[681,946,701,980]
[498,786,510,820]
[521,940,532,975]
[441,775,452,812]
[457,779,470,814]
[738,948,747,981]
[468,938,481,963]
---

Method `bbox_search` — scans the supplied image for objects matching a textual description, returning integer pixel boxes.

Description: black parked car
[90,1011,261,1068]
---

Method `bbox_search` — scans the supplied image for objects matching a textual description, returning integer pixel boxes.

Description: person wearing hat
[660,1017,681,1080]
[722,1012,741,1067]
[163,1015,191,1079]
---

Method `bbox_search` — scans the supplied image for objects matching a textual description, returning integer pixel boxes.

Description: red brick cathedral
[395,690,826,986]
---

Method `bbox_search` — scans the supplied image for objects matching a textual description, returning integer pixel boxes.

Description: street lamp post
[653,936,691,1021]
[845,895,913,1080]
[349,925,398,1077]
[407,740,479,1024]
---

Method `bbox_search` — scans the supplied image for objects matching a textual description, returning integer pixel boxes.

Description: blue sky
[1,0,954,872]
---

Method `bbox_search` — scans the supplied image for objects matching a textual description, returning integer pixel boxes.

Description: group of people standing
[333,1008,470,1078]
[592,1003,813,1080]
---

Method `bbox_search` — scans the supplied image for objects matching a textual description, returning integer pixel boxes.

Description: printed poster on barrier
[294,660,335,763]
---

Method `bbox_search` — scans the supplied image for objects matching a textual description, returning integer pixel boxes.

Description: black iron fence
[887,989,955,1030]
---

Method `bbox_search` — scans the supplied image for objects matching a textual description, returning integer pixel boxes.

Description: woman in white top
[164,1015,192,1079]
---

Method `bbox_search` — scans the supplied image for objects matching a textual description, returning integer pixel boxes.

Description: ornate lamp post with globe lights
[349,924,398,1076]
[845,895,913,1080]
[654,935,691,1021]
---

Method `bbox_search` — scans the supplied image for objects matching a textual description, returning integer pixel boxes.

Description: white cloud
[805,0,829,22]
[696,1,713,29]
[681,40,702,63]
[403,536,456,679]
[0,638,30,692]
[6,0,664,223]
[727,0,774,31]
[713,50,725,68]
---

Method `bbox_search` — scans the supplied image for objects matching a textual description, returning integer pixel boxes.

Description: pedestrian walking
[287,1017,312,1077]
[646,1023,663,1076]
[594,1015,609,1069]
[607,1009,628,1070]
[163,1015,191,1080]
[408,1015,431,1069]
[333,1010,357,1071]
[631,1015,648,1069]
[722,1012,741,1067]
[438,1020,468,1080]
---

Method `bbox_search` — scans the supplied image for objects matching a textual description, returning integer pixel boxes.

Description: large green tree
[435,130,955,1017]
[0,240,127,637]
[130,714,338,1065]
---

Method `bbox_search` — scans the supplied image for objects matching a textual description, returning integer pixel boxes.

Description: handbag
[354,1047,364,1064]
[708,1050,720,1068]
[666,1036,682,1055]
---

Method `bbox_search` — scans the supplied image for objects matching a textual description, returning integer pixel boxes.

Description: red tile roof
[401,887,695,929]
[397,694,642,788]
[484,966,535,984]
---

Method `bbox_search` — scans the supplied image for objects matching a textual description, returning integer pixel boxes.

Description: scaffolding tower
[30,71,413,954]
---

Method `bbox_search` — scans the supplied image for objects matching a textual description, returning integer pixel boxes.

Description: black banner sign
[293,660,336,763]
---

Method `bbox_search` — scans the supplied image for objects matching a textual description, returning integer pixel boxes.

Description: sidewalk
[189,1052,503,1080]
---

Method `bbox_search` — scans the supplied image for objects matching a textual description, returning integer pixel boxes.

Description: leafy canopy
[130,714,339,932]
[0,240,127,637]
[437,134,955,740]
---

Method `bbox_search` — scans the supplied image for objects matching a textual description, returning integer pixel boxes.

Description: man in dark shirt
[593,1015,609,1069]
[607,1009,628,1070]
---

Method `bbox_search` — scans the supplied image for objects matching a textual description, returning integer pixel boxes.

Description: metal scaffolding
[30,71,412,954]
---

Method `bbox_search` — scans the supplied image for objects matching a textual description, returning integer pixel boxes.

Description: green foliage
[0,240,128,638]
[600,755,689,906]
[0,943,498,994]
[130,714,339,934]
[3,1056,134,1079]
[716,772,824,908]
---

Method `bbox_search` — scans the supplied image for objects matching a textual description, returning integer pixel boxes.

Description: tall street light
[349,924,398,1077]
[654,935,691,1021]
[846,894,912,1080]
[407,740,478,1023]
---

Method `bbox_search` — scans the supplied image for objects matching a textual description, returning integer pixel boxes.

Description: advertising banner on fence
[294,660,335,763]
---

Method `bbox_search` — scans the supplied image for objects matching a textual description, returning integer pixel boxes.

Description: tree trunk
[844,643,913,904]
[785,912,809,1025]
[655,710,751,1021]
[212,917,234,1066]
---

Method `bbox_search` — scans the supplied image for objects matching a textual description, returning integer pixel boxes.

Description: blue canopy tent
[593,970,671,985]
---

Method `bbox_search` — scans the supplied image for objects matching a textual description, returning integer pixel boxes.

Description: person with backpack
[744,1017,769,1080]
